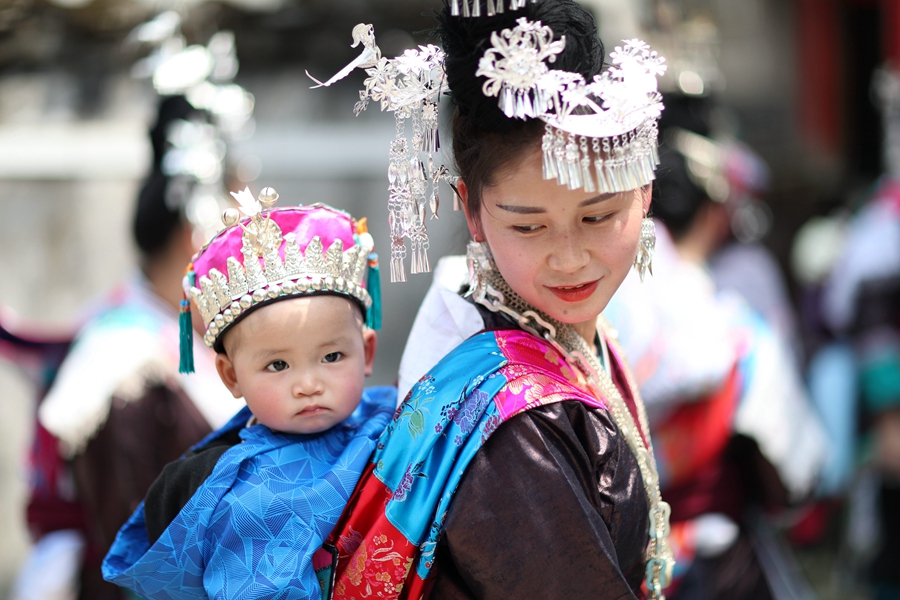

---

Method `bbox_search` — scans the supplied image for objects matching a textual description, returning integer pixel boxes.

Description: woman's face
[463,148,651,337]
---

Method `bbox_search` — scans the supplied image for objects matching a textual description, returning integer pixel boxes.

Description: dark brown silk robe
[429,308,651,599]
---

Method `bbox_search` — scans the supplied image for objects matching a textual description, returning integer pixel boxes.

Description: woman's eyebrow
[579,193,617,207]
[495,204,546,214]
[495,192,618,214]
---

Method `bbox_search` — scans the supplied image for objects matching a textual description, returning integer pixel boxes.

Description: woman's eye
[584,214,611,224]
[323,352,343,364]
[512,224,543,233]
[266,360,289,372]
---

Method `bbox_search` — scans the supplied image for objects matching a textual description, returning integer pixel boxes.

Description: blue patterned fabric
[102,386,396,600]
[375,332,510,579]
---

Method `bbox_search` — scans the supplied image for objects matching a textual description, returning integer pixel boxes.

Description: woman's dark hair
[437,0,605,216]
[132,95,198,259]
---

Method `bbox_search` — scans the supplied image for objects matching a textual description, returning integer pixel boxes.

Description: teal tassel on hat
[179,269,196,374]
[366,253,382,330]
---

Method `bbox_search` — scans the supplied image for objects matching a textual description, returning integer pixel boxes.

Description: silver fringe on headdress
[451,0,533,17]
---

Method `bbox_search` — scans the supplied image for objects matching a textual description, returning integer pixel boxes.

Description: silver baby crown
[190,187,373,347]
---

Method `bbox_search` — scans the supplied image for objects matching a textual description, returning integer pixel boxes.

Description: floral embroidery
[504,371,528,395]
[495,332,510,353]
[544,348,560,365]
[418,515,447,572]
[343,533,412,598]
[451,389,490,445]
[390,386,435,440]
[434,392,462,435]
[559,362,579,384]
[392,461,426,502]
[330,330,615,599]
[470,372,488,389]
[338,526,365,556]
[481,413,502,443]
[497,360,605,421]
[344,545,368,587]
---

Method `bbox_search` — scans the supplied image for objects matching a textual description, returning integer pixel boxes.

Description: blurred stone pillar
[797,0,843,160]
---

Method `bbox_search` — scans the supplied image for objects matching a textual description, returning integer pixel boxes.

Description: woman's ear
[215,353,243,399]
[458,179,482,241]
[362,329,377,377]
[641,183,653,215]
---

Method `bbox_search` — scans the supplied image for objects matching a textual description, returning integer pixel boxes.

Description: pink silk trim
[192,206,357,281]
[492,329,608,421]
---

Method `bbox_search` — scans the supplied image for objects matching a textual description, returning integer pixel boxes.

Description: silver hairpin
[307,28,451,282]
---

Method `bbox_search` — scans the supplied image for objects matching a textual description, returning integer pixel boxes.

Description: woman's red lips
[546,280,599,302]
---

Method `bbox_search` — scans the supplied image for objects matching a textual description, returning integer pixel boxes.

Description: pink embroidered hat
[178,186,381,372]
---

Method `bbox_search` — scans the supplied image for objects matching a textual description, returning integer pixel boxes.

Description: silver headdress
[477,19,666,194]
[186,188,378,350]
[308,30,450,283]
[308,17,664,281]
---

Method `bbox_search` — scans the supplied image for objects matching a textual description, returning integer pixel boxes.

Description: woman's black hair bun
[133,95,200,257]
[437,0,605,132]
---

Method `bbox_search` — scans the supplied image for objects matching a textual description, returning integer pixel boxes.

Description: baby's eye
[266,360,289,372]
[322,352,343,364]
[512,224,543,233]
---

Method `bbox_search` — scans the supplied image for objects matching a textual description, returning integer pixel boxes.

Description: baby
[103,188,395,599]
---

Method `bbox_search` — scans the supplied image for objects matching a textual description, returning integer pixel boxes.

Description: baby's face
[216,295,376,435]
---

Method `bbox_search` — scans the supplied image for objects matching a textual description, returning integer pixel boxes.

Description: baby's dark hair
[437,0,605,216]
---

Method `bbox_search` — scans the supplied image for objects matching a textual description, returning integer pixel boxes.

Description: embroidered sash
[318,329,639,599]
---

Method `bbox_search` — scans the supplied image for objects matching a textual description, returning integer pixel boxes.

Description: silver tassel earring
[465,240,496,302]
[633,217,655,281]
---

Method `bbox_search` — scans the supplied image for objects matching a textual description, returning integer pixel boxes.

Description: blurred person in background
[796,63,900,599]
[2,95,244,600]
[604,93,826,600]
